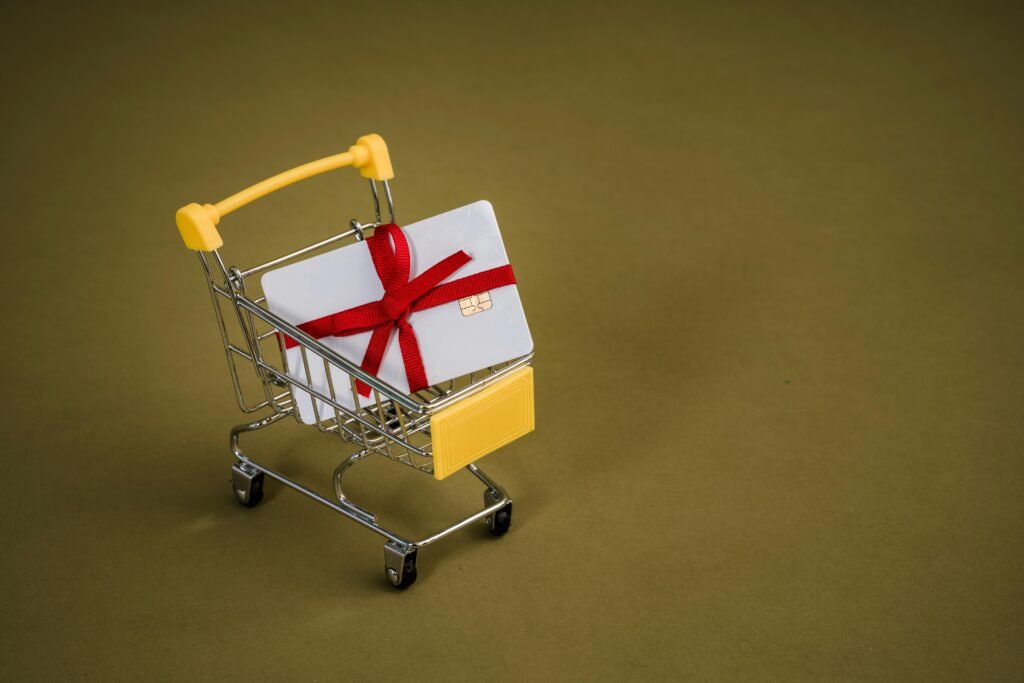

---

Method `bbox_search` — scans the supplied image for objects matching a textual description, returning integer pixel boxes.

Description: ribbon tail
[355,323,393,397]
[396,320,429,394]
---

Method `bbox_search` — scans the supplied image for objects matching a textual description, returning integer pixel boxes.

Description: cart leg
[232,461,265,508]
[333,451,378,522]
[384,542,418,589]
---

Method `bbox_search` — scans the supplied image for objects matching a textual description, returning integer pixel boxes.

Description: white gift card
[261,200,533,423]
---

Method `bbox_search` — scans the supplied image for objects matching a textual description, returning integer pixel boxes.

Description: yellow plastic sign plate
[430,367,534,480]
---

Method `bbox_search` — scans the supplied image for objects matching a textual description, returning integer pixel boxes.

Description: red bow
[283,223,516,397]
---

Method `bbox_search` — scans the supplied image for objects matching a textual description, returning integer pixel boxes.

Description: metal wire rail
[178,135,529,588]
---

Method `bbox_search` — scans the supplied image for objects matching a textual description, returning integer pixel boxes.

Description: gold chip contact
[459,291,492,316]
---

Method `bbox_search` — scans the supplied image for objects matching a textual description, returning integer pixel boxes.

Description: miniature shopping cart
[175,134,534,589]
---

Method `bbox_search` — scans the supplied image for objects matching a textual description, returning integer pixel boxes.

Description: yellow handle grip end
[176,202,223,251]
[350,133,394,181]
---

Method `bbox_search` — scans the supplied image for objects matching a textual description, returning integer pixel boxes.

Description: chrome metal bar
[238,227,366,278]
[201,253,264,413]
[333,451,378,522]
[467,463,505,493]
[382,179,395,223]
[256,361,430,456]
[323,356,346,439]
[369,179,382,224]
[233,268,277,409]
[230,416,512,549]
[299,345,324,428]
[413,489,509,548]
[232,420,405,544]
[349,375,371,452]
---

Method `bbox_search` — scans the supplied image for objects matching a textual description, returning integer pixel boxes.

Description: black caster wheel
[384,545,418,589]
[486,502,512,537]
[232,463,264,508]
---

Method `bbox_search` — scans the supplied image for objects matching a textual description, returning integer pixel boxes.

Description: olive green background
[2,1,1022,680]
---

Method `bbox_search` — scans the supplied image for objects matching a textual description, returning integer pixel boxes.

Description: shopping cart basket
[175,134,534,588]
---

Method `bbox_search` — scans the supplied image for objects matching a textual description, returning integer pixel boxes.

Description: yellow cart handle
[176,133,393,251]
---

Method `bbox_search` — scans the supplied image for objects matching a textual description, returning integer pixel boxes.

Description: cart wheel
[232,463,264,508]
[384,544,417,589]
[487,503,512,536]
[483,487,513,537]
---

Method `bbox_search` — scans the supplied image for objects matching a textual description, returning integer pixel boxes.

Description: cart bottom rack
[228,411,515,589]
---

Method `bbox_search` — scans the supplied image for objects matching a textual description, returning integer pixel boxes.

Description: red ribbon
[283,223,517,397]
